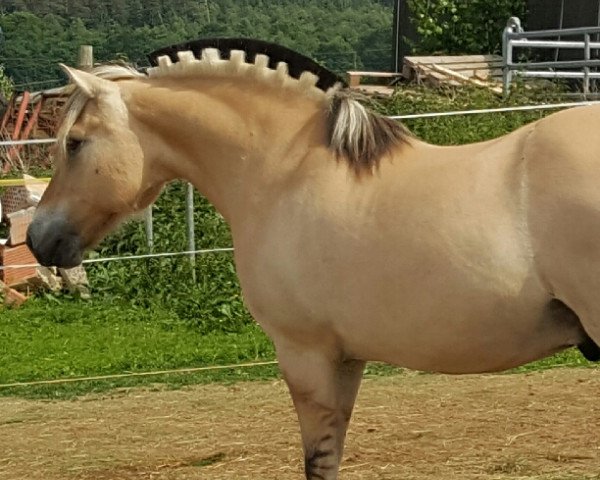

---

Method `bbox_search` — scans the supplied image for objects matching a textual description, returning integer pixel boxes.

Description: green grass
[0,299,276,399]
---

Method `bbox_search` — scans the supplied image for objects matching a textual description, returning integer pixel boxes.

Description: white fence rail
[503,17,600,96]
[0,138,57,147]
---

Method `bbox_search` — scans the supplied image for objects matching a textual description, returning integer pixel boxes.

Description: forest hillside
[0,0,395,89]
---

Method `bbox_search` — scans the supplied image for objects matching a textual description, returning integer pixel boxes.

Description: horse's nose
[27,214,83,268]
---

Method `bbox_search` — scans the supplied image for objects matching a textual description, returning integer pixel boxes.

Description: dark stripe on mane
[148,38,346,91]
[328,91,412,172]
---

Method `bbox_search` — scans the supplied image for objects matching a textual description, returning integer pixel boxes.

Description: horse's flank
[60,48,410,172]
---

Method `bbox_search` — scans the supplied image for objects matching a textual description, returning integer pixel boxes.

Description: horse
[26,38,600,479]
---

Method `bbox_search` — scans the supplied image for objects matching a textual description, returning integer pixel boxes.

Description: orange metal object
[19,98,43,142]
[11,91,29,141]
[0,93,16,133]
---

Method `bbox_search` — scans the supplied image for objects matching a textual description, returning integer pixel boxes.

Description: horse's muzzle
[26,213,84,268]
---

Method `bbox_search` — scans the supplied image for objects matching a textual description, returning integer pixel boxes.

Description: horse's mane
[148,38,344,92]
[63,39,410,171]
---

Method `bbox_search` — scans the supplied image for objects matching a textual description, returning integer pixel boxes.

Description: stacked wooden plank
[2,208,37,287]
[347,71,402,87]
[402,55,504,95]
[0,177,45,304]
[346,71,402,97]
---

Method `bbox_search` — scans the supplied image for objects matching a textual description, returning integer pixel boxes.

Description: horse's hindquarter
[236,131,575,374]
[526,105,600,343]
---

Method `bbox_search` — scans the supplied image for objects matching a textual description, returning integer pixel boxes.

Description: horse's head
[27,65,162,267]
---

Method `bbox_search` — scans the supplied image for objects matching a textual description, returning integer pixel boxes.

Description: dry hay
[2,368,600,479]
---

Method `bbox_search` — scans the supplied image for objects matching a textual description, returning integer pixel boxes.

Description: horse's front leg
[276,343,365,480]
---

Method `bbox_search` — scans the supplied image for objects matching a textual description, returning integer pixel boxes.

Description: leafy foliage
[86,182,250,334]
[407,0,526,54]
[0,65,13,99]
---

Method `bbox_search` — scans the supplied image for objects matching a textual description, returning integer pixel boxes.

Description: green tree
[0,0,397,89]
[0,12,71,85]
[408,0,526,54]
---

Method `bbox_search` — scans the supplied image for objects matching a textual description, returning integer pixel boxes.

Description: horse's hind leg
[276,344,365,480]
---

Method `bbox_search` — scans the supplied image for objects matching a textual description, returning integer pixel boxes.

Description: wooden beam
[78,45,94,70]
[430,64,503,95]
[347,71,402,88]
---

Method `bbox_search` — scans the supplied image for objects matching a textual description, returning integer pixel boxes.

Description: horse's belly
[238,242,578,375]
[340,296,574,374]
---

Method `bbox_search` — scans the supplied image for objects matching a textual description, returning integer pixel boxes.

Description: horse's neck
[127,78,328,224]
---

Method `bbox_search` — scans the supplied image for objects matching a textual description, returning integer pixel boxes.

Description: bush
[407,0,527,54]
[84,181,251,335]
[0,65,13,102]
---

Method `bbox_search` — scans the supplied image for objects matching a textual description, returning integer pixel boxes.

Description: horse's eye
[66,138,84,156]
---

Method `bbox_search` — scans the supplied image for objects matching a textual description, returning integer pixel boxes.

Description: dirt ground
[2,368,600,480]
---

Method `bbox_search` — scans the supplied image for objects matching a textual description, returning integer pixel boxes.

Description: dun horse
[27,39,600,479]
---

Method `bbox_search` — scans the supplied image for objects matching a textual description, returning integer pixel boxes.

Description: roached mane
[63,38,410,171]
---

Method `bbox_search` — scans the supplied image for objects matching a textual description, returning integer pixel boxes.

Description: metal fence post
[144,206,153,252]
[186,182,196,282]
[502,17,521,98]
[584,33,591,95]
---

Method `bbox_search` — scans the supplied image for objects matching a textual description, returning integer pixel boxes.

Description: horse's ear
[60,64,112,98]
